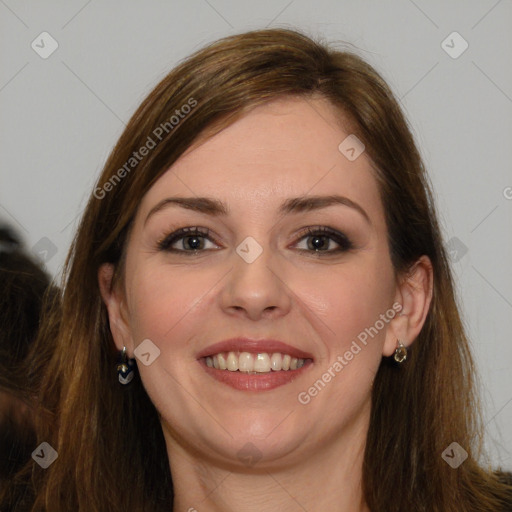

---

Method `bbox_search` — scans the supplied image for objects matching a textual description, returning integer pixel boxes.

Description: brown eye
[294,226,353,254]
[157,227,218,253]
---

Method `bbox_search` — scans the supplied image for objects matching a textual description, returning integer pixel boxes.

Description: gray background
[1,0,511,469]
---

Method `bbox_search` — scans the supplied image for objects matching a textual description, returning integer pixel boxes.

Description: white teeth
[253,353,271,373]
[270,353,282,371]
[226,352,238,371]
[205,351,307,373]
[238,352,254,372]
[217,353,227,370]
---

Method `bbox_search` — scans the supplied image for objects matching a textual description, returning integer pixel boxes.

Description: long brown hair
[3,27,511,511]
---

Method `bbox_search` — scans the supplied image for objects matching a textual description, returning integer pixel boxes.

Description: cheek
[304,258,395,352]
[291,258,395,422]
[125,261,210,345]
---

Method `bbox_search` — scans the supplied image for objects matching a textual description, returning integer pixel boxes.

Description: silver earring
[393,340,408,363]
[116,346,135,384]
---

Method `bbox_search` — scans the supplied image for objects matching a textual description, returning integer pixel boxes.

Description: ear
[98,263,134,356]
[383,255,433,357]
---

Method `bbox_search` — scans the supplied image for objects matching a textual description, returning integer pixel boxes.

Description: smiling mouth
[203,351,313,373]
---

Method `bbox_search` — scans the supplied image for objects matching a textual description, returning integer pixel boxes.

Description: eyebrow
[144,194,371,225]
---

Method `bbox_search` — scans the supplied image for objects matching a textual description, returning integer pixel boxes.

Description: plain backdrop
[0,0,511,469]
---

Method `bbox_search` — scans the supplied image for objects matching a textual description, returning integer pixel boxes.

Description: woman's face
[105,96,406,467]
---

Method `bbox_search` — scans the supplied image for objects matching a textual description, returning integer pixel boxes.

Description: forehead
[138,96,383,222]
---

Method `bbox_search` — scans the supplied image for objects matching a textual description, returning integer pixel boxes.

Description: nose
[220,241,292,321]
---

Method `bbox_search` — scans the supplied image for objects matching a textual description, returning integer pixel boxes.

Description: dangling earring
[393,340,408,363]
[116,346,135,384]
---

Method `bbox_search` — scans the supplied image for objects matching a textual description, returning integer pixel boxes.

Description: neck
[165,403,372,512]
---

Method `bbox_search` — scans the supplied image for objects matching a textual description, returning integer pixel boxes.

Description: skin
[99,96,433,512]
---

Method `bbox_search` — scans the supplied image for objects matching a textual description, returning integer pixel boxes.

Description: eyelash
[156,226,354,256]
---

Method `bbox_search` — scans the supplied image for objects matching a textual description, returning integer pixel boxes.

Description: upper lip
[197,337,314,360]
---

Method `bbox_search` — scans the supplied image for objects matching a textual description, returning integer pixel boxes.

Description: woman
[3,27,511,511]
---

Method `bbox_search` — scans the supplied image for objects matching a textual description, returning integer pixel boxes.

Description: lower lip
[198,359,313,391]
